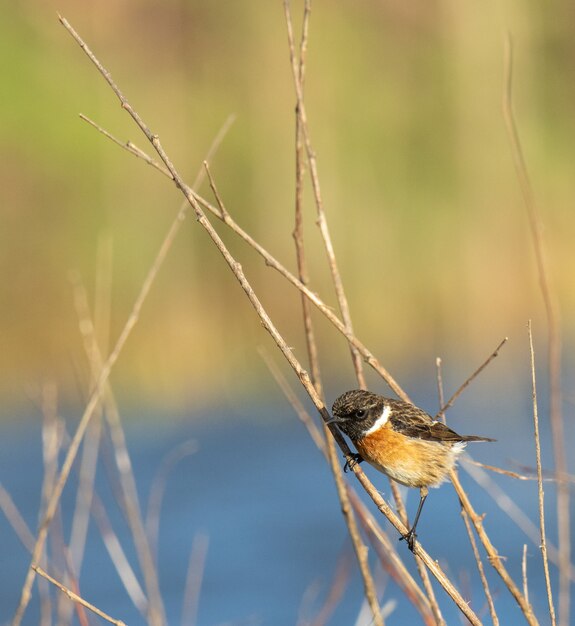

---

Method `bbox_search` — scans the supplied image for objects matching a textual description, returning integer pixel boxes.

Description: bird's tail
[461,435,496,443]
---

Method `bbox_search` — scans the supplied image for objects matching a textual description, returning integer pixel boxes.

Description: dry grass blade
[528,321,557,625]
[503,35,568,626]
[33,566,127,626]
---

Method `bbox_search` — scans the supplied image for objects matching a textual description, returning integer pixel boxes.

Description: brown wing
[386,399,490,443]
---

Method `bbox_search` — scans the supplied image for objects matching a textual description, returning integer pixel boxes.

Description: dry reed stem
[53,15,497,625]
[450,471,538,625]
[286,3,382,623]
[435,358,446,423]
[181,533,209,626]
[522,544,529,606]
[284,0,366,390]
[462,460,575,582]
[69,268,106,575]
[285,5,442,618]
[435,358,497,625]
[91,494,148,614]
[11,52,191,626]
[461,509,499,626]
[324,427,384,625]
[145,439,199,563]
[465,460,537,481]
[528,320,557,625]
[0,483,36,553]
[70,269,167,624]
[306,548,352,626]
[262,350,438,625]
[350,491,436,626]
[503,35,569,626]
[33,566,127,626]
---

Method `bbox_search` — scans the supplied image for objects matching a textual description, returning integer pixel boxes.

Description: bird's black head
[329,389,386,441]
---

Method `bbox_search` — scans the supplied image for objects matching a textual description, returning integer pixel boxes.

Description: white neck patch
[364,404,391,435]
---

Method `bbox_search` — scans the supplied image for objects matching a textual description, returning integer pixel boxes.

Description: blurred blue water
[0,396,571,625]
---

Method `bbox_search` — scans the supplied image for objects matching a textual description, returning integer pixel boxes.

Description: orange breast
[355,426,457,488]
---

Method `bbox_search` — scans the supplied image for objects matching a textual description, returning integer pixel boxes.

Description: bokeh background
[2,0,574,412]
[1,0,574,624]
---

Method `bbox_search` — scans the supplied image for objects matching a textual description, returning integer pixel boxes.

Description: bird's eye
[354,409,366,418]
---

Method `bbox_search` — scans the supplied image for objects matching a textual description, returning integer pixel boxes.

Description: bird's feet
[399,528,417,552]
[344,453,363,473]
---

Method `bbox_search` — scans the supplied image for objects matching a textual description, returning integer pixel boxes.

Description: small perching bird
[328,389,495,550]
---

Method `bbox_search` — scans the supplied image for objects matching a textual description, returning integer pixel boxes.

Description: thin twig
[436,337,508,419]
[145,439,199,563]
[528,320,556,625]
[465,460,537,481]
[78,114,409,402]
[436,360,491,626]
[285,3,382,624]
[306,546,352,626]
[503,34,568,626]
[284,0,366,389]
[33,566,127,626]
[435,358,446,423]
[461,509,500,626]
[54,17,483,625]
[91,494,148,615]
[450,471,538,625]
[462,459,575,582]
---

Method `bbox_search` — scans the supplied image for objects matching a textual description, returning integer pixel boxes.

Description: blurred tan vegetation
[1,0,574,413]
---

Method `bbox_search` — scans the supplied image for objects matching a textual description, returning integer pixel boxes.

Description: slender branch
[528,320,556,626]
[435,358,446,423]
[461,509,500,626]
[284,0,366,389]
[436,337,508,419]
[78,114,409,402]
[462,460,575,581]
[263,350,442,626]
[33,566,127,626]
[450,471,539,625]
[503,34,568,626]
[285,3,382,624]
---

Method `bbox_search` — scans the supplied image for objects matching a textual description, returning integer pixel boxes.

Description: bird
[328,389,495,551]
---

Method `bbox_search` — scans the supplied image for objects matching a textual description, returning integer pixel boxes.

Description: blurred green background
[1,0,574,415]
